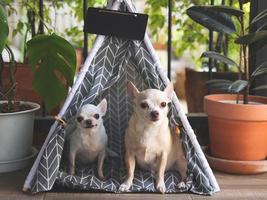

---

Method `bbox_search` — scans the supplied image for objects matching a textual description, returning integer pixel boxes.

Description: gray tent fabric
[23,0,219,195]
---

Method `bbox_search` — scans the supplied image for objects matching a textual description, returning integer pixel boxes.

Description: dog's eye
[94,114,100,119]
[76,116,84,122]
[140,102,149,109]
[160,102,167,108]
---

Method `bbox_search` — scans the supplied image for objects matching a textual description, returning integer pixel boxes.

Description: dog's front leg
[119,150,135,192]
[156,152,167,194]
[98,150,106,180]
[69,151,76,175]
[176,143,188,189]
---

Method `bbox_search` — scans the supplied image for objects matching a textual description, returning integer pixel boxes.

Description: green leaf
[210,6,244,17]
[228,80,248,93]
[250,9,267,26]
[235,31,267,45]
[186,6,237,35]
[207,79,233,91]
[201,51,239,67]
[251,61,267,77]
[0,4,9,53]
[256,21,267,32]
[252,85,267,91]
[27,33,76,111]
[252,68,267,77]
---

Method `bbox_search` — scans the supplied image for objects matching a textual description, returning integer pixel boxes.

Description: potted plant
[0,2,76,172]
[1,0,85,115]
[187,2,267,173]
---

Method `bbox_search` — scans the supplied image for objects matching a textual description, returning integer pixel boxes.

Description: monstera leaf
[187,6,237,35]
[27,33,76,111]
[0,4,8,53]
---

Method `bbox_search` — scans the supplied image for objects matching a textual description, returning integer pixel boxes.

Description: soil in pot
[204,94,267,161]
[0,102,34,113]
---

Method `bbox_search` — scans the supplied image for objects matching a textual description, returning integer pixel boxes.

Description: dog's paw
[156,180,166,194]
[118,182,131,192]
[177,181,186,190]
[69,171,75,176]
[69,169,75,175]
[99,175,107,181]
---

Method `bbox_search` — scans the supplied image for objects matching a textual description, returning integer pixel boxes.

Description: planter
[202,146,267,174]
[204,94,267,161]
[0,101,40,172]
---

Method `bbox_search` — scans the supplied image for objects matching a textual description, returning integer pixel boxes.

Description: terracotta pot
[204,94,267,161]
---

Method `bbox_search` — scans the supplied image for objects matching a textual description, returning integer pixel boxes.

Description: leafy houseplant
[0,2,76,172]
[187,2,267,171]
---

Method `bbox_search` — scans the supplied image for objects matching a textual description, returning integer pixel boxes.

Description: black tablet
[84,7,148,40]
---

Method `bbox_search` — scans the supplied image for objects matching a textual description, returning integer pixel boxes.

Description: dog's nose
[85,119,92,126]
[150,111,159,118]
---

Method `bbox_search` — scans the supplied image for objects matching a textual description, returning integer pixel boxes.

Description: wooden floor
[1,168,267,200]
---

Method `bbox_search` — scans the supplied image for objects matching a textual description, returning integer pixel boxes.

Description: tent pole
[167,0,172,80]
[83,0,88,61]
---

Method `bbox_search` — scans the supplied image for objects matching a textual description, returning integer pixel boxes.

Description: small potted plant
[0,3,76,172]
[187,2,267,173]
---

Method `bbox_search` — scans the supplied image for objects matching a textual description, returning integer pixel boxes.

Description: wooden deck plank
[44,193,192,200]
[0,168,45,200]
[1,168,267,200]
[190,189,267,200]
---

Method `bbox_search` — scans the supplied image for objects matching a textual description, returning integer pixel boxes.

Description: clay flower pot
[204,94,267,161]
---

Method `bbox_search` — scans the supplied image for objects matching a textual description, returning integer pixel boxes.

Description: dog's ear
[164,83,174,100]
[97,98,107,116]
[127,81,139,99]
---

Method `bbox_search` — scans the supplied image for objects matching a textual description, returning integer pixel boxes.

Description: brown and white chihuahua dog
[119,82,187,193]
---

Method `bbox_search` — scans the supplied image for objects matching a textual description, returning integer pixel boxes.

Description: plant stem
[239,0,249,104]
[5,45,16,112]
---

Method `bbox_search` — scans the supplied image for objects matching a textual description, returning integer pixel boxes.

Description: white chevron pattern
[28,16,216,196]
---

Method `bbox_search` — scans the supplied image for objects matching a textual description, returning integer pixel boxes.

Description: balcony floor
[1,167,267,200]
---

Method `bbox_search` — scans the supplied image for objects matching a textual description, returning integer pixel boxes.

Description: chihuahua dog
[69,99,108,180]
[119,82,187,193]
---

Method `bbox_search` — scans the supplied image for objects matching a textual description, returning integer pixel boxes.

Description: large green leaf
[207,79,233,91]
[201,51,239,67]
[210,6,244,17]
[0,4,9,53]
[228,80,248,93]
[187,6,237,35]
[235,31,267,45]
[251,62,267,77]
[252,68,267,78]
[252,85,267,91]
[27,33,76,111]
[250,9,267,26]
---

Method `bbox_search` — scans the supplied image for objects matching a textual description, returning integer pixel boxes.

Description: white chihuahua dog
[119,82,187,193]
[69,99,108,180]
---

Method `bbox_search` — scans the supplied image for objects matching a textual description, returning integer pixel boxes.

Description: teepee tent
[23,0,220,195]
